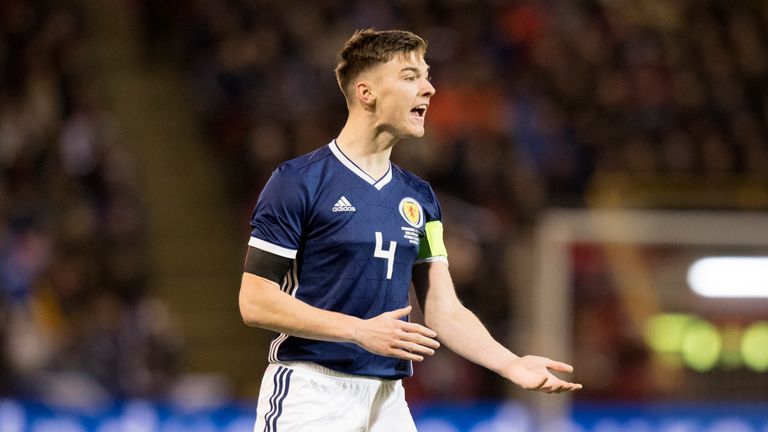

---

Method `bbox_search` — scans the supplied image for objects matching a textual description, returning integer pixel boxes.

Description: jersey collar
[329,140,393,190]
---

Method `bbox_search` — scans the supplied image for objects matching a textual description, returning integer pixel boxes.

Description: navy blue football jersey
[249,140,448,379]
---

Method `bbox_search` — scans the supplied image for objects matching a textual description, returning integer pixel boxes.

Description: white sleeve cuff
[248,237,298,259]
[414,256,449,266]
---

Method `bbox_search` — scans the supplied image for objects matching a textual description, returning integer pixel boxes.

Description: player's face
[369,51,435,138]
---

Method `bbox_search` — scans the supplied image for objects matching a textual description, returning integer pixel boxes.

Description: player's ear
[355,80,376,109]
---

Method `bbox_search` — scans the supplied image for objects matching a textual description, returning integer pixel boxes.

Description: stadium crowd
[168,0,768,401]
[175,0,768,211]
[2,0,767,405]
[0,0,180,402]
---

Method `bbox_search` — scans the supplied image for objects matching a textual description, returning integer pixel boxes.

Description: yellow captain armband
[417,221,448,260]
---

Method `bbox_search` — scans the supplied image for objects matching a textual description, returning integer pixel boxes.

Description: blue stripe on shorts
[264,366,293,432]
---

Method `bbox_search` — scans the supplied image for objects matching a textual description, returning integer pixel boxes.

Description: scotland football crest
[399,197,423,228]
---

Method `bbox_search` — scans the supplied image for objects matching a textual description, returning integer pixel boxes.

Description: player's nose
[421,78,435,97]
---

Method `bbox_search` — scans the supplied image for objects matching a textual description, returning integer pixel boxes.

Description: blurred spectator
[0,0,181,401]
[170,0,768,206]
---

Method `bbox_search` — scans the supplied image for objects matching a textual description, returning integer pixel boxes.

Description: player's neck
[336,118,396,180]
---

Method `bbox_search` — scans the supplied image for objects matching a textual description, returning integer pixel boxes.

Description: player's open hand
[502,355,582,393]
[353,305,440,361]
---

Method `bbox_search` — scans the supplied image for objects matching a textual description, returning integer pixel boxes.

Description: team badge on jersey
[399,197,423,228]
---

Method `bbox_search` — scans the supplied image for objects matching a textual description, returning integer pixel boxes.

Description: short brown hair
[335,29,427,100]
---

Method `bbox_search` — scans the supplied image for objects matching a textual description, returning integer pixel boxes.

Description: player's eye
[405,75,417,82]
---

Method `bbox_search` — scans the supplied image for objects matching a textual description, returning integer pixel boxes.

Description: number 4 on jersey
[374,232,396,280]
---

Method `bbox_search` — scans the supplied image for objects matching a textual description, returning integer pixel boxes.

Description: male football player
[240,29,581,432]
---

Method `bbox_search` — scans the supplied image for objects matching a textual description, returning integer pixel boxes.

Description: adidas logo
[332,196,356,212]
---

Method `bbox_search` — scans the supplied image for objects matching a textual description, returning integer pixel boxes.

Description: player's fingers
[401,331,440,349]
[389,348,425,362]
[548,381,569,394]
[392,340,436,356]
[554,385,580,394]
[415,334,441,350]
[386,305,412,319]
[538,377,561,394]
[565,382,583,391]
[552,385,578,394]
[394,340,435,355]
[545,377,582,394]
[401,321,437,338]
[546,360,574,374]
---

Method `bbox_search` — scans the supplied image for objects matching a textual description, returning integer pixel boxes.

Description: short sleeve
[416,185,448,264]
[249,164,307,259]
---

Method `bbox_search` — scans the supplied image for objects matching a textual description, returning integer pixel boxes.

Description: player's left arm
[412,262,582,394]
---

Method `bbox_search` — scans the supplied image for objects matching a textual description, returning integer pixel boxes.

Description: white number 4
[374,232,397,280]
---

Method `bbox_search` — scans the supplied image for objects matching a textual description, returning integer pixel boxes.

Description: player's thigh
[368,380,417,432]
[254,364,368,432]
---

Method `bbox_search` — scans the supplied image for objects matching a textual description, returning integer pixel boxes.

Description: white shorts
[253,362,417,432]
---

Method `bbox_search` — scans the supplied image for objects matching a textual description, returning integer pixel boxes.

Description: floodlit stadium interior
[1,0,767,430]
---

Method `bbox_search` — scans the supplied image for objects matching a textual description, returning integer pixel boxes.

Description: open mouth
[410,104,428,118]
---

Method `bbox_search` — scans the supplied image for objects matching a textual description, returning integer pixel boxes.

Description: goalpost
[527,209,768,430]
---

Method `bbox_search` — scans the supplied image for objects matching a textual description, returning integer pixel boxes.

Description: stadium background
[1,0,767,430]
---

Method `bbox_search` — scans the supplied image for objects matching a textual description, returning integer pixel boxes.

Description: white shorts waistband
[276,361,394,383]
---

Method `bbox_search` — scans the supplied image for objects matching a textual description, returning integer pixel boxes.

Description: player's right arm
[239,265,439,362]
